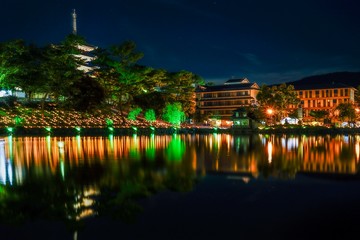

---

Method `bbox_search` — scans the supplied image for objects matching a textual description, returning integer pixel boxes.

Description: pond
[0,133,360,240]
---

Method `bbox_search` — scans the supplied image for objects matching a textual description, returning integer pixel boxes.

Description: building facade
[196,78,259,126]
[290,83,356,122]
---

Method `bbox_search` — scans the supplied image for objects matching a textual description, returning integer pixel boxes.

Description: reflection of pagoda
[70,9,98,75]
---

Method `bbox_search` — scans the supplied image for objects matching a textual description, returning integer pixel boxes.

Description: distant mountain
[286,71,360,88]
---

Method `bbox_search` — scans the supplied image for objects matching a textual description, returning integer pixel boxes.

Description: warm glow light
[267,141,273,163]
[266,108,273,115]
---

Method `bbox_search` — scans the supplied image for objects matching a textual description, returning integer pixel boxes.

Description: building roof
[196,82,259,92]
[224,78,249,85]
[293,82,356,90]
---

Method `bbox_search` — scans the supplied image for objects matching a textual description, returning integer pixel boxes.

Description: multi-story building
[289,83,356,122]
[195,78,259,126]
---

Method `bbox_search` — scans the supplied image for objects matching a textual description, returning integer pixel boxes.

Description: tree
[335,103,356,124]
[161,70,204,116]
[355,85,360,106]
[256,83,299,121]
[162,102,185,127]
[144,109,156,123]
[0,39,34,91]
[35,42,84,115]
[127,107,142,121]
[94,41,146,118]
[62,75,106,111]
[309,110,329,122]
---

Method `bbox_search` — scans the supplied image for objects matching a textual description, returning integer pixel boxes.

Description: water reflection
[0,134,359,232]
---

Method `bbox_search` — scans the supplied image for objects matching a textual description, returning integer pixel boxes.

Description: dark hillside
[286,71,360,88]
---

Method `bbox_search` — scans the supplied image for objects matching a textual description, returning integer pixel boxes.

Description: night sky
[1,0,360,85]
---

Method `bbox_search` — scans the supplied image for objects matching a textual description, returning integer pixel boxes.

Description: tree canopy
[256,83,300,121]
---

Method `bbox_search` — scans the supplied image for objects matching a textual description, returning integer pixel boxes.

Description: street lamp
[266,108,274,125]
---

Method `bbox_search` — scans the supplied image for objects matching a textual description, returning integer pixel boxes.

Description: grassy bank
[1,106,360,136]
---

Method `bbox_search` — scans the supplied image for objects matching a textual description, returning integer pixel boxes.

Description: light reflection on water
[0,133,360,237]
[1,134,359,185]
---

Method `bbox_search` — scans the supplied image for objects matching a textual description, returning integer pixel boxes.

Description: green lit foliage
[161,70,204,116]
[106,118,114,127]
[162,102,185,126]
[256,83,299,120]
[94,41,146,117]
[127,107,142,121]
[144,109,156,123]
[132,69,168,113]
[14,116,23,126]
[0,40,33,91]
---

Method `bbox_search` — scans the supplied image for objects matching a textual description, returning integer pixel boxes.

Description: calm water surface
[0,133,360,240]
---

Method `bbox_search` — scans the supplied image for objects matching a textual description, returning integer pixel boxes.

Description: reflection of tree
[0,177,88,233]
[0,158,199,231]
[164,135,186,162]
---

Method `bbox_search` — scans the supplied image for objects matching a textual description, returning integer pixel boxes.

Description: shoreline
[1,126,360,137]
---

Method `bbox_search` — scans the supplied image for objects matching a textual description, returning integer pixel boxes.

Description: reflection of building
[0,140,13,185]
[289,83,356,122]
[196,78,259,126]
[232,107,251,128]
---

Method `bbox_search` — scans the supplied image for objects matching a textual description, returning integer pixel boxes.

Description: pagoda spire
[72,9,77,35]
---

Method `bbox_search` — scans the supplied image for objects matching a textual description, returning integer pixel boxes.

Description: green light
[6,127,13,133]
[75,126,81,132]
[132,126,138,131]
[60,161,65,180]
[128,107,142,121]
[162,102,185,127]
[108,134,114,150]
[106,118,113,126]
[45,127,51,132]
[150,126,155,131]
[108,126,114,132]
[165,135,185,162]
[145,109,156,123]
[145,135,156,160]
[213,127,218,131]
[14,116,23,126]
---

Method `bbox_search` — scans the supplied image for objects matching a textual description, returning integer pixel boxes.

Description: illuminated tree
[144,109,156,123]
[162,102,185,126]
[256,83,299,121]
[0,40,37,93]
[127,107,142,121]
[335,103,356,124]
[94,41,146,118]
[161,70,204,116]
[37,43,83,114]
